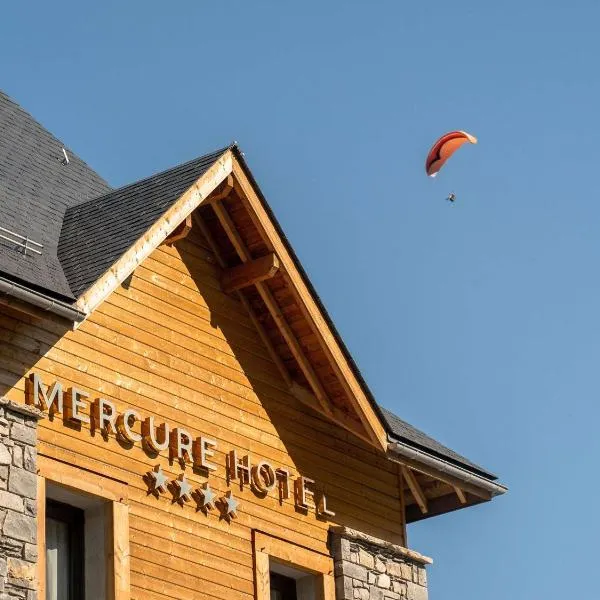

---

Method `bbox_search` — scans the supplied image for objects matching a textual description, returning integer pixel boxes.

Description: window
[46,500,85,600]
[38,456,130,600]
[253,532,334,600]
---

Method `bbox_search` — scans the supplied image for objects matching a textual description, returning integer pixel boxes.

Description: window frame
[37,456,130,600]
[253,531,335,600]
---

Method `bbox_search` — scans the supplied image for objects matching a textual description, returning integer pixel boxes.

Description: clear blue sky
[2,2,599,597]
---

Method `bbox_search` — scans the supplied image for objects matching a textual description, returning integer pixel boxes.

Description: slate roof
[0,91,110,300]
[58,147,229,298]
[380,407,496,479]
[0,90,497,482]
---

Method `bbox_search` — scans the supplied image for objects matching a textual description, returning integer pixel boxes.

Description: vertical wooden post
[398,464,407,547]
[107,501,130,600]
[254,549,270,600]
[318,573,335,600]
[37,475,46,600]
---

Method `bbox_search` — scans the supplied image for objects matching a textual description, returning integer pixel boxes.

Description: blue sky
[2,1,599,597]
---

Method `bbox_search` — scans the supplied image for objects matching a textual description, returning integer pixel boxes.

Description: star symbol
[148,466,168,493]
[221,490,239,519]
[199,484,216,510]
[174,475,193,502]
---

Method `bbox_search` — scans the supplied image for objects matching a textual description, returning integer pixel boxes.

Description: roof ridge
[67,144,234,212]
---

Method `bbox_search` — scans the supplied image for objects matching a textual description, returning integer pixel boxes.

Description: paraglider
[425,131,477,202]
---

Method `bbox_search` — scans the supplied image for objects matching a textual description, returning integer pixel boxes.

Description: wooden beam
[231,158,388,451]
[195,215,367,434]
[454,486,467,505]
[402,466,428,515]
[193,211,293,388]
[221,253,280,293]
[211,201,332,417]
[397,465,407,548]
[109,501,131,600]
[162,215,192,246]
[209,174,234,202]
[289,382,371,444]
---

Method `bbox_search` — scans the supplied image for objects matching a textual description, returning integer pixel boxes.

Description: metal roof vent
[0,226,43,256]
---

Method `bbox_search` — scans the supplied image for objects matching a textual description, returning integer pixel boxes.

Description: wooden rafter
[220,253,280,293]
[289,382,371,445]
[193,211,292,389]
[195,210,372,442]
[162,215,192,246]
[454,486,467,505]
[230,157,388,451]
[211,201,333,417]
[402,466,428,515]
[209,174,234,202]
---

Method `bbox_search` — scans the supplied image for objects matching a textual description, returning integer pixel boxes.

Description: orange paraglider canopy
[425,131,477,177]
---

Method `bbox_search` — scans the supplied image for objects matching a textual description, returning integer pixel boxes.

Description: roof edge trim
[0,276,85,322]
[387,440,507,499]
[230,151,389,450]
[74,150,233,316]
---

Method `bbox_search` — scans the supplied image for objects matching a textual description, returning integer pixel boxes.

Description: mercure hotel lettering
[27,372,335,519]
[0,90,505,600]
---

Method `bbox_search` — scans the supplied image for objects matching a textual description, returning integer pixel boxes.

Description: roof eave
[387,438,508,499]
[0,275,85,322]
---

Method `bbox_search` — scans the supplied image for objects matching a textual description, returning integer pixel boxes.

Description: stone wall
[0,399,41,600]
[330,526,431,600]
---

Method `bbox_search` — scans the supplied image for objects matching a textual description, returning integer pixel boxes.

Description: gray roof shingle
[0,91,110,300]
[58,147,229,297]
[380,407,496,479]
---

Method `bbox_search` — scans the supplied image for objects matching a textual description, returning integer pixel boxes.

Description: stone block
[375,556,387,573]
[358,548,374,569]
[9,425,35,447]
[392,580,407,595]
[4,411,24,425]
[22,545,37,563]
[342,562,368,582]
[22,448,35,474]
[418,568,427,587]
[0,491,23,512]
[400,563,413,581]
[388,561,402,578]
[0,537,23,558]
[7,558,35,589]
[354,588,369,600]
[0,445,10,466]
[3,512,35,543]
[378,574,391,589]
[8,468,36,500]
[336,575,354,600]
[406,581,428,600]
[368,571,377,584]
[11,447,22,469]
[0,559,6,577]
[369,588,385,600]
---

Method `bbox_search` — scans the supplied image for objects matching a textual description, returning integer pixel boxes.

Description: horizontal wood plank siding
[0,227,404,599]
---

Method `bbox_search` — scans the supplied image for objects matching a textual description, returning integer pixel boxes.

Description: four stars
[146,467,240,519]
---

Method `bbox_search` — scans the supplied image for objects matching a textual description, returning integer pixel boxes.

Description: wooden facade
[0,134,505,599]
[1,223,409,599]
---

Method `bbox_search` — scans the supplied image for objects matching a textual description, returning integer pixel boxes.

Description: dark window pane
[45,500,85,600]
